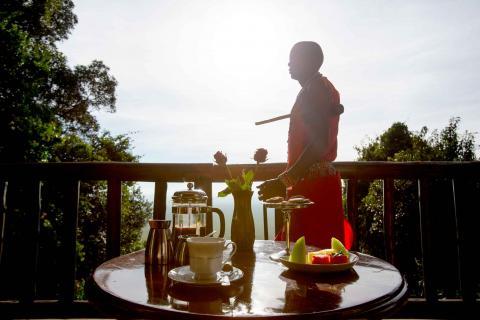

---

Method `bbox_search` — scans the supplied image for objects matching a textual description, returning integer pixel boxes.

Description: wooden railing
[0,161,479,318]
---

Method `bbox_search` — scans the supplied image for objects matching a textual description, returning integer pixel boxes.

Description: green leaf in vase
[218,187,231,197]
[226,178,241,192]
[241,169,254,190]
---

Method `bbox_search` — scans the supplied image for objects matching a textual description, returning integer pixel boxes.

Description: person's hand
[257,178,286,201]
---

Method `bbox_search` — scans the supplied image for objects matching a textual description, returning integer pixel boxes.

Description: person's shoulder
[304,74,330,102]
[303,75,343,115]
[310,74,336,93]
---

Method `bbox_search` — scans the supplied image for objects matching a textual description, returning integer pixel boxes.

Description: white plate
[167,265,243,287]
[279,253,359,273]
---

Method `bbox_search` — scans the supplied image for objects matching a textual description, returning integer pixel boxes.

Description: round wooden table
[91,240,407,319]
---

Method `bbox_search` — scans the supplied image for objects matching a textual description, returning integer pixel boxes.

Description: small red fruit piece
[311,254,331,264]
[331,254,349,264]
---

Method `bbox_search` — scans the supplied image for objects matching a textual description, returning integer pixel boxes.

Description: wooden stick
[255,114,291,125]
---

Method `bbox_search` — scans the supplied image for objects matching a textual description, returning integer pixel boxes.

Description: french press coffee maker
[171,183,225,245]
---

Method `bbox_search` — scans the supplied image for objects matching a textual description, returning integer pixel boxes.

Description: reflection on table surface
[93,240,407,319]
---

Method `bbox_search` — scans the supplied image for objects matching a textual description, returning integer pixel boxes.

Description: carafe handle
[209,207,225,238]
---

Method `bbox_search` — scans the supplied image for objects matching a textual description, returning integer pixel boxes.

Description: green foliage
[0,1,151,300]
[215,149,267,197]
[1,1,117,162]
[356,118,476,162]
[0,0,77,43]
[55,133,151,287]
[120,185,152,254]
[218,169,255,197]
[355,117,477,297]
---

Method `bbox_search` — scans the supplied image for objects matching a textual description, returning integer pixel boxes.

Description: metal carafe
[145,219,173,265]
[173,235,191,266]
[171,183,225,247]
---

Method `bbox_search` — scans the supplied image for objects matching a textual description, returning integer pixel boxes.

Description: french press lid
[172,182,208,205]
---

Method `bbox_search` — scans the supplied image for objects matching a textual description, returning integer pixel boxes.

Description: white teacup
[187,237,236,280]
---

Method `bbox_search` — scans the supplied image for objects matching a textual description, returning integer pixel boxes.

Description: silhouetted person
[257,41,345,248]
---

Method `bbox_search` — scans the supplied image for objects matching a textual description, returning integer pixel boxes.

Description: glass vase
[230,190,255,252]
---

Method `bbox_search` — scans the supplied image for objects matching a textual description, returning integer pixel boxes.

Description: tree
[1,0,117,162]
[0,1,151,299]
[355,118,476,297]
[46,132,151,299]
[355,122,414,161]
[357,118,476,162]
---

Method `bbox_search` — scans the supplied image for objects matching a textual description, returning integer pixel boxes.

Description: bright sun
[168,1,295,90]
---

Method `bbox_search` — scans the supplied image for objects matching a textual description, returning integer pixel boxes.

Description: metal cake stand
[263,199,314,261]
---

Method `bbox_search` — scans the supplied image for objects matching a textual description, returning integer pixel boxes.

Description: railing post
[0,181,7,267]
[451,178,476,307]
[263,205,269,240]
[153,181,167,220]
[274,187,287,237]
[106,179,121,259]
[274,209,283,238]
[346,178,358,250]
[418,178,437,303]
[383,178,395,265]
[20,180,43,303]
[60,180,80,304]
[195,179,213,233]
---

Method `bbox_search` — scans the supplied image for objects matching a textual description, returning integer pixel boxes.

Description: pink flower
[214,148,268,197]
[253,148,268,163]
[213,151,227,166]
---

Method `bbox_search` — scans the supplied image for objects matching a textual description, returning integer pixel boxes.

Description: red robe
[277,73,345,249]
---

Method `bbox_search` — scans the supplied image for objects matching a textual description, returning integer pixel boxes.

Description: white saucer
[168,265,243,287]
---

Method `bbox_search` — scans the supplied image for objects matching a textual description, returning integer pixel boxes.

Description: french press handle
[209,207,225,238]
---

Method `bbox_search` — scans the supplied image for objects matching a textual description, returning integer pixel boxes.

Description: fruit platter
[279,236,358,273]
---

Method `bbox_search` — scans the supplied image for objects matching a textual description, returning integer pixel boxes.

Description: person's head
[288,41,323,82]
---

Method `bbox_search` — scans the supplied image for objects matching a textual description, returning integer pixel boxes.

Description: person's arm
[279,119,329,185]
[257,84,331,200]
[257,133,330,201]
[278,84,332,186]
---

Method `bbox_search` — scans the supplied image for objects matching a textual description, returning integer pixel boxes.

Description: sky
[58,0,480,164]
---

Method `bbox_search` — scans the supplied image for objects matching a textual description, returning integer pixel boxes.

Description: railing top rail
[335,161,480,179]
[0,161,479,181]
